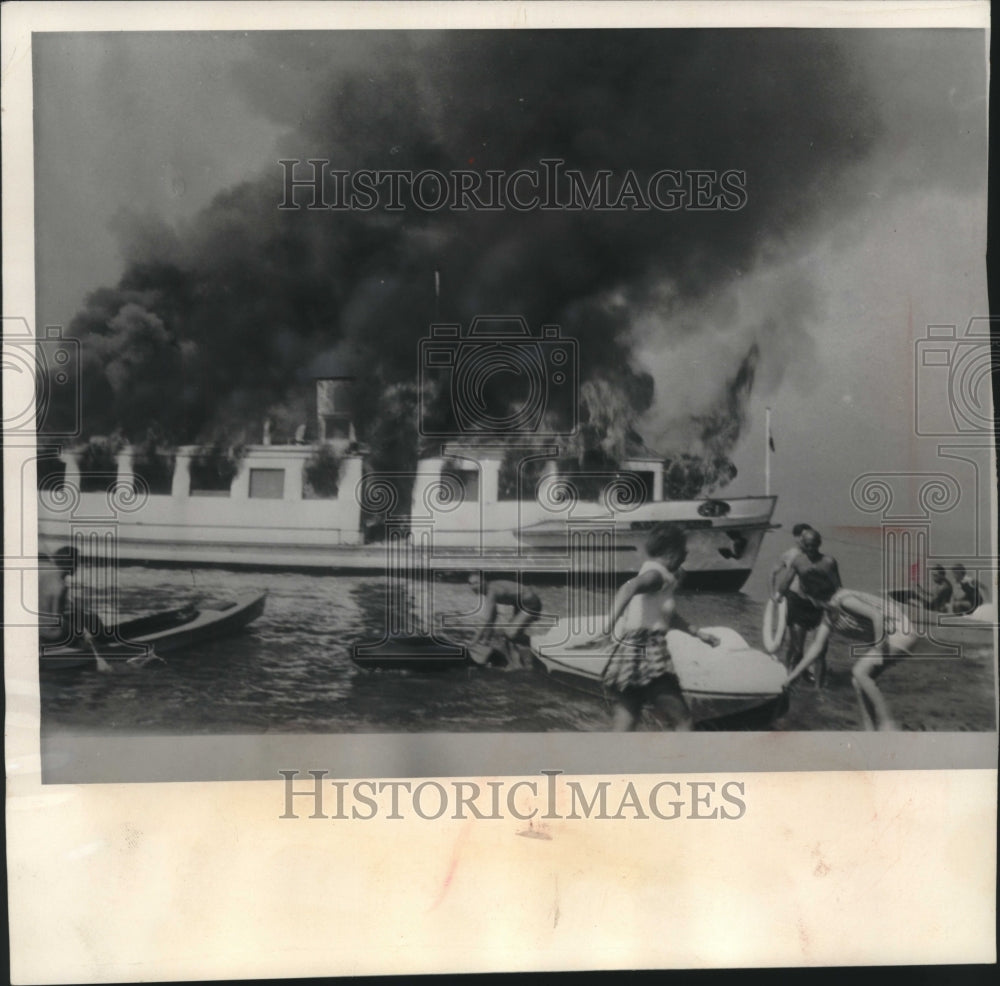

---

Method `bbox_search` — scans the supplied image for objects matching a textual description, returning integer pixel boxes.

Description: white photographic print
[3,2,995,979]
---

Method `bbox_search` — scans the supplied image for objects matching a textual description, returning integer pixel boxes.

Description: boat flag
[768,428,775,453]
[909,558,922,584]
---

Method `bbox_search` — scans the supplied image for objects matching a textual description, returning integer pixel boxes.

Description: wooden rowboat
[40,591,267,670]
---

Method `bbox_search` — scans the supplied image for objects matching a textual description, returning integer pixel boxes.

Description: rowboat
[529,623,788,728]
[40,591,268,670]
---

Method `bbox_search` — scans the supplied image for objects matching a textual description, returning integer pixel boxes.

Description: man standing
[770,524,812,667]
[772,527,841,686]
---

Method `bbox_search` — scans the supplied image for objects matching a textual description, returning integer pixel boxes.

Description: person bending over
[788,569,918,731]
[469,574,542,647]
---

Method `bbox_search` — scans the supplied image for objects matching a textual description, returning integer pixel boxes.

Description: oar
[85,633,114,674]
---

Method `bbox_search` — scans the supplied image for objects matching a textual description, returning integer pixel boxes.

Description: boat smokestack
[311,353,358,447]
[316,377,356,445]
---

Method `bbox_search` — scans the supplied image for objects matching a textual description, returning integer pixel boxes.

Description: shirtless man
[468,574,542,666]
[770,524,812,602]
[38,547,112,672]
[950,563,984,615]
[911,564,953,613]
[772,527,841,686]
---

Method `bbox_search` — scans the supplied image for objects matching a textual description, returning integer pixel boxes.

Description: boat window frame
[248,467,287,500]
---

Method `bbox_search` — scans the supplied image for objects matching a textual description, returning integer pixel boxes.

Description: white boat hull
[529,624,788,726]
[36,444,776,586]
[898,601,997,649]
[38,510,773,586]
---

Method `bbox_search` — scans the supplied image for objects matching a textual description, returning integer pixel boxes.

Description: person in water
[949,563,984,615]
[911,564,953,612]
[468,574,543,661]
[593,524,719,732]
[771,525,841,684]
[38,547,112,672]
[788,569,919,731]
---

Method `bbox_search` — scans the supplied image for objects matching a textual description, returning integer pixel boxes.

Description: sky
[32,29,991,557]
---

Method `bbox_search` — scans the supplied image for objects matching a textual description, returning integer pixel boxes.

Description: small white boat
[529,622,788,727]
[888,591,996,649]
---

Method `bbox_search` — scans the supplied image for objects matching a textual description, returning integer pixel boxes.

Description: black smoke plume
[48,30,882,494]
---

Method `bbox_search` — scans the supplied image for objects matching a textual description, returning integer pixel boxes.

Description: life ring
[763,597,788,654]
[698,499,731,518]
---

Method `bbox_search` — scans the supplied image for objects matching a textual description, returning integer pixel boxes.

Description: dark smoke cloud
[56,30,888,479]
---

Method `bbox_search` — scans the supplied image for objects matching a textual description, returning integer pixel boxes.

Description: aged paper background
[4,2,996,980]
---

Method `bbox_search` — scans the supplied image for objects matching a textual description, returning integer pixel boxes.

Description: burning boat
[37,362,777,586]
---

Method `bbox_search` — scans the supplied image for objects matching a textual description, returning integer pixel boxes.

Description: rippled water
[39,538,996,733]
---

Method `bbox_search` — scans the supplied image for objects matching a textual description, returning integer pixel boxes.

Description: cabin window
[303,445,342,499]
[498,454,549,501]
[454,468,479,503]
[635,471,656,502]
[189,464,232,496]
[249,468,285,500]
[76,440,120,493]
[189,446,241,497]
[36,456,66,493]
[132,451,175,495]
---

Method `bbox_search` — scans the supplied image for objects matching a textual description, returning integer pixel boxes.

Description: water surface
[39,537,997,734]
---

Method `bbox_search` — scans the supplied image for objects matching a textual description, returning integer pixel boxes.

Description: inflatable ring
[762,597,788,654]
